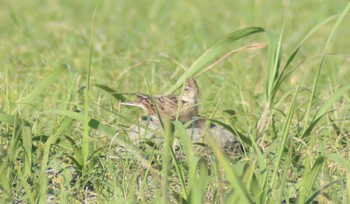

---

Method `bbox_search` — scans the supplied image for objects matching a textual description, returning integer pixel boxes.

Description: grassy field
[1,0,350,203]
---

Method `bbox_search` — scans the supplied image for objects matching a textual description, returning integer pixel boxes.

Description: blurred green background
[1,0,350,117]
[1,1,349,114]
[1,0,350,202]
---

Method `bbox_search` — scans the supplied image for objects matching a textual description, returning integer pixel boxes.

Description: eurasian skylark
[122,78,199,123]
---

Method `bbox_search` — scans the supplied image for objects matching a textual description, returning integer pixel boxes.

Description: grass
[1,0,350,203]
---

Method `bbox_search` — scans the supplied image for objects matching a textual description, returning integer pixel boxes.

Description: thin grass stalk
[347,171,350,203]
[208,136,252,203]
[282,21,337,89]
[257,26,283,140]
[144,76,164,128]
[162,119,173,203]
[82,8,97,170]
[176,74,190,122]
[4,67,10,119]
[169,147,188,201]
[301,2,350,137]
[174,121,194,199]
[270,80,300,191]
[266,24,284,104]
[273,15,339,99]
[21,125,32,177]
[277,140,294,203]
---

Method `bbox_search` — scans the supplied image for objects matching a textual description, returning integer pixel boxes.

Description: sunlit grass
[1,0,350,203]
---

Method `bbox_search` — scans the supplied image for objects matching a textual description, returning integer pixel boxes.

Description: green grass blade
[302,84,350,138]
[0,113,31,126]
[209,137,252,203]
[144,76,164,128]
[188,157,208,204]
[270,80,300,190]
[283,15,338,72]
[21,125,32,177]
[47,110,161,178]
[39,117,74,175]
[82,8,96,171]
[277,141,294,203]
[297,156,325,204]
[36,117,74,202]
[241,159,258,199]
[328,154,350,203]
[348,172,350,204]
[302,2,350,136]
[265,24,284,103]
[94,84,127,101]
[328,153,350,200]
[305,180,342,204]
[162,119,172,203]
[174,121,194,161]
[327,153,350,170]
[169,147,188,201]
[0,159,11,198]
[270,15,340,109]
[166,27,265,94]
[209,119,252,146]
[314,84,350,120]
[20,65,68,104]
[0,113,32,177]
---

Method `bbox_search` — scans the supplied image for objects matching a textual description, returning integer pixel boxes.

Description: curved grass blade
[20,64,69,104]
[166,27,265,95]
[0,112,31,127]
[174,121,194,161]
[305,180,342,204]
[302,2,350,136]
[270,15,340,107]
[209,119,251,146]
[188,157,208,204]
[327,153,350,171]
[94,84,127,102]
[297,156,325,204]
[302,84,350,138]
[314,84,350,120]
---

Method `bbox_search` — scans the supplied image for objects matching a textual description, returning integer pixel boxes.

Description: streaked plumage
[122,78,199,123]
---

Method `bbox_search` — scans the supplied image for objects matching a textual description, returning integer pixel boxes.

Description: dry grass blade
[166,27,265,95]
[195,43,267,76]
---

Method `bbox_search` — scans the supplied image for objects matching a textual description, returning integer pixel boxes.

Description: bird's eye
[185,88,189,91]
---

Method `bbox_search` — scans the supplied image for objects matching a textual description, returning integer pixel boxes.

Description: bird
[121,78,199,123]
